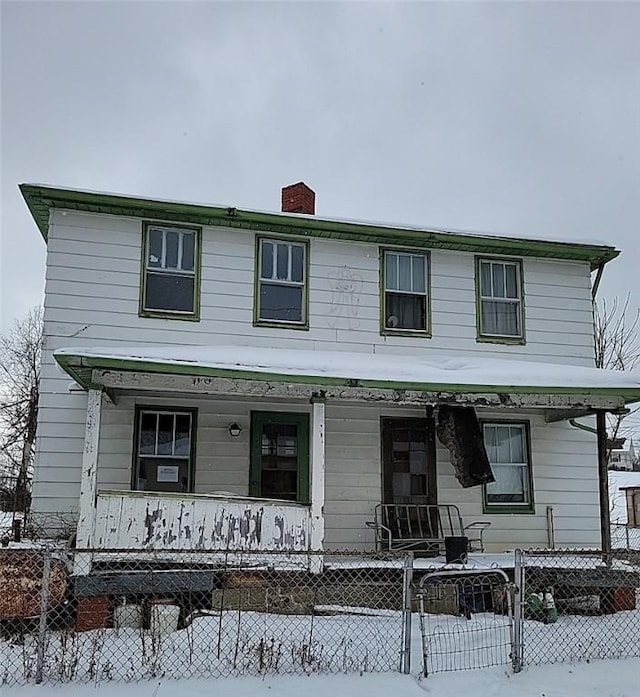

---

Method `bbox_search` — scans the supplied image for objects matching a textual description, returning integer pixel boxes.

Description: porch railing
[92,489,311,553]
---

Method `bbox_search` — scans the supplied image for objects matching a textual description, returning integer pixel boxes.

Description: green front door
[250,412,310,503]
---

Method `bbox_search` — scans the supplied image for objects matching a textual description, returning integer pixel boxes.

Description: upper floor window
[141,223,201,319]
[483,422,534,512]
[382,250,430,334]
[256,238,308,327]
[476,258,524,341]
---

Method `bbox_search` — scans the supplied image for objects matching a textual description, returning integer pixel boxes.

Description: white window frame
[257,238,307,325]
[382,250,430,334]
[483,422,533,512]
[477,258,524,340]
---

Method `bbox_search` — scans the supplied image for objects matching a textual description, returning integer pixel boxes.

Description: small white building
[20,181,640,570]
[609,439,637,471]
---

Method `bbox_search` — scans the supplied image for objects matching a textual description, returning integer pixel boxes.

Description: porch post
[75,389,103,574]
[596,410,612,561]
[310,396,326,573]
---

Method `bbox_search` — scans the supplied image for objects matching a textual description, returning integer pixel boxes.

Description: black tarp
[436,405,495,488]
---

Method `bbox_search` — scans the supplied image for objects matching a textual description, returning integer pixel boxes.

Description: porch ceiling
[54,345,640,412]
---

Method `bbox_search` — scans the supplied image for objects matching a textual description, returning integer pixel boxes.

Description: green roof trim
[54,352,640,401]
[21,183,619,268]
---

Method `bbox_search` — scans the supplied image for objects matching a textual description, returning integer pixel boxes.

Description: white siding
[33,388,601,551]
[31,209,600,549]
[41,210,595,362]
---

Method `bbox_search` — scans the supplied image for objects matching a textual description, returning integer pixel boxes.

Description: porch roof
[54,345,640,409]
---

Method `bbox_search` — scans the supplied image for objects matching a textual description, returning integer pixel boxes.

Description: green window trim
[131,406,198,493]
[249,411,310,504]
[481,419,535,514]
[380,248,432,337]
[253,235,310,329]
[475,256,526,344]
[139,221,202,321]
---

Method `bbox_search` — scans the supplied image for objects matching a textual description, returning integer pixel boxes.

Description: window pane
[491,263,505,298]
[165,231,179,269]
[494,425,512,463]
[509,426,525,462]
[486,465,526,503]
[261,241,274,279]
[148,228,163,268]
[260,423,299,500]
[157,413,174,455]
[182,232,195,272]
[484,423,530,505]
[481,300,519,336]
[137,458,190,493]
[386,252,398,291]
[480,261,492,296]
[260,283,303,322]
[412,256,425,293]
[386,293,426,330]
[484,425,498,462]
[505,264,517,298]
[276,243,289,281]
[139,412,157,455]
[145,273,195,313]
[291,245,304,283]
[398,254,412,292]
[174,414,191,456]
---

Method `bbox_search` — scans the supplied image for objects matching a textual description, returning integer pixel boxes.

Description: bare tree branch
[594,294,640,463]
[0,307,43,512]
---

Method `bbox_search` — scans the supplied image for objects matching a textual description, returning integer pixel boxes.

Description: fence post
[400,552,414,674]
[35,547,52,684]
[511,549,524,673]
[626,525,630,551]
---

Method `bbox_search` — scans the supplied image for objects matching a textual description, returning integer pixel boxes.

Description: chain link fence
[519,549,640,666]
[4,545,640,685]
[612,522,640,552]
[414,548,640,676]
[0,547,413,685]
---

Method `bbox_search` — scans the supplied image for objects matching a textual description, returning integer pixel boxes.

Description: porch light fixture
[228,422,242,437]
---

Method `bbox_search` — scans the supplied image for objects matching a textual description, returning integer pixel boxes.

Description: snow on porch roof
[54,345,640,402]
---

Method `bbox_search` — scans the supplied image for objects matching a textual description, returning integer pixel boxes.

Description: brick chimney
[281,182,315,215]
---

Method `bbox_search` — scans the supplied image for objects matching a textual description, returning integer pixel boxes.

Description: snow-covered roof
[54,345,640,401]
[20,184,619,268]
[20,182,609,247]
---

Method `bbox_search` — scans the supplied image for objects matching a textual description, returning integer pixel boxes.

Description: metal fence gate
[417,568,518,676]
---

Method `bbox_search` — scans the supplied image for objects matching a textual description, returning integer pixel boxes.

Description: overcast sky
[1,0,639,335]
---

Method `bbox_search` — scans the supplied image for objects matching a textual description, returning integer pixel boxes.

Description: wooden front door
[381,417,437,505]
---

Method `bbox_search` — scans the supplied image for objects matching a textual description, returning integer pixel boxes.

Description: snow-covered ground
[2,659,639,697]
[4,604,640,686]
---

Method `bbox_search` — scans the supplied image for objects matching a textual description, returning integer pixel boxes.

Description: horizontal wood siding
[32,209,599,545]
[32,387,601,551]
[40,210,595,362]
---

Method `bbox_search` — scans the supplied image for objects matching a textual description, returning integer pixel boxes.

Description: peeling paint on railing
[93,491,310,552]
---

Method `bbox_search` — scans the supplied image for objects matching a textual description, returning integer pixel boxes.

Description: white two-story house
[20,181,640,567]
